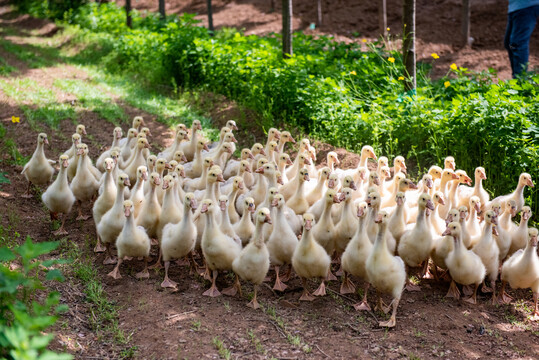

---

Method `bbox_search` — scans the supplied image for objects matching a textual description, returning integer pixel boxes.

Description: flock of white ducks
[24,117,539,327]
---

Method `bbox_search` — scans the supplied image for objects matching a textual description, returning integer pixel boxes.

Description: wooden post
[159,0,166,19]
[402,0,416,92]
[317,0,322,25]
[282,0,293,57]
[125,0,132,28]
[462,0,471,47]
[379,0,387,36]
[207,0,214,33]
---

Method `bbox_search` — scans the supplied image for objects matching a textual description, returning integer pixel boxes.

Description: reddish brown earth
[120,0,539,80]
[1,3,539,360]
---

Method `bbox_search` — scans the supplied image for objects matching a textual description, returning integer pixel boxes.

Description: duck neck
[220,208,231,226]
[482,222,493,243]
[193,146,203,166]
[239,208,253,227]
[103,170,113,188]
[440,178,450,193]
[182,202,193,222]
[515,182,525,199]
[519,215,529,228]
[148,182,158,205]
[474,175,482,192]
[311,174,326,194]
[111,136,120,149]
[76,154,86,175]
[113,183,125,210]
[229,187,240,208]
[203,180,216,202]
[266,173,277,189]
[359,153,367,168]
[58,165,68,187]
[453,234,463,255]
[253,219,265,247]
[373,222,388,252]
[132,176,144,195]
[35,141,45,159]
[320,200,334,226]
[125,212,136,233]
[162,188,175,211]
[295,178,305,197]
[416,205,426,226]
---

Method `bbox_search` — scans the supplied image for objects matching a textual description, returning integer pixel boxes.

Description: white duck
[491,173,534,213]
[499,228,539,318]
[92,158,117,252]
[21,133,55,197]
[70,144,100,220]
[292,213,331,301]
[41,154,75,236]
[233,196,255,246]
[508,206,532,255]
[232,208,272,309]
[107,200,151,279]
[366,211,406,328]
[160,193,198,288]
[96,127,123,171]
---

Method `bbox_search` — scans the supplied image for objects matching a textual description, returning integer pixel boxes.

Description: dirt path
[1,5,539,360]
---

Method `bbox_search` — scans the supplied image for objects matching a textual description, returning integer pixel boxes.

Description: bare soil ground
[1,3,539,360]
[121,0,539,80]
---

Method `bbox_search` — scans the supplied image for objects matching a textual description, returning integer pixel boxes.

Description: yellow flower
[388,57,395,63]
[361,38,367,43]
[431,53,439,59]
[386,27,390,32]
[398,76,404,81]
[444,81,451,88]
[11,116,20,123]
[350,71,357,76]
[450,63,458,71]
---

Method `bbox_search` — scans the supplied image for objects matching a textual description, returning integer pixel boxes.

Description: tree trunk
[270,0,275,12]
[379,0,387,36]
[282,0,293,57]
[125,0,132,28]
[317,0,322,25]
[461,0,471,47]
[207,0,214,33]
[402,0,416,92]
[159,0,166,19]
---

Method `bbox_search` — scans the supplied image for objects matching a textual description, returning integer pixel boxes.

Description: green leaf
[28,333,54,349]
[0,247,15,262]
[45,269,65,282]
[38,350,73,360]
[16,237,59,262]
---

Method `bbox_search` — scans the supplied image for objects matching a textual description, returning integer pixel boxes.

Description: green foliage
[14,1,539,214]
[0,237,72,360]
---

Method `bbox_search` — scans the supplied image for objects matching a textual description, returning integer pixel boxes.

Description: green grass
[0,56,16,75]
[0,39,52,68]
[212,336,232,360]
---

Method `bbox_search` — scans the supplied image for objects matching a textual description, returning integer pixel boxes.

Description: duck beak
[396,197,403,206]
[200,203,208,213]
[165,162,172,169]
[474,202,481,212]
[203,143,210,151]
[255,167,264,174]
[144,142,151,149]
[182,155,187,163]
[77,148,84,155]
[426,200,435,211]
[154,177,161,186]
[226,147,233,154]
[274,147,280,154]
[286,158,293,166]
[197,123,202,130]
[249,204,256,213]
[445,216,452,225]
[349,181,357,190]
[245,166,252,173]
[277,176,284,185]
[179,170,186,177]
[220,201,227,211]
[190,199,198,210]
[357,207,364,217]
[289,136,296,144]
[409,182,418,190]
[480,171,487,180]
[442,227,451,236]
[304,220,312,230]
[451,173,459,180]
[304,173,310,181]
[142,172,148,181]
[116,132,122,139]
[373,177,380,186]
[339,193,346,202]
[328,179,335,188]
[510,208,517,217]
[265,214,272,224]
[74,138,80,146]
[460,212,467,220]
[231,136,238,143]
[44,138,49,146]
[523,211,530,221]
[271,198,279,207]
[303,158,311,166]
[216,174,225,182]
[274,132,281,141]
[425,178,433,189]
[124,178,131,187]
[531,235,538,247]
[333,195,341,203]
[371,153,377,160]
[492,225,499,236]
[528,179,535,187]
[259,149,267,156]
[374,213,383,223]
[62,159,69,168]
[106,162,114,171]
[438,197,446,206]
[238,182,244,190]
[162,180,169,190]
[124,207,131,217]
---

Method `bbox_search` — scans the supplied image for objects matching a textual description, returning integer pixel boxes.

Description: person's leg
[508,5,539,77]
[504,12,515,76]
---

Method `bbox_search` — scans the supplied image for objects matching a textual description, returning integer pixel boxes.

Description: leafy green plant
[0,237,72,360]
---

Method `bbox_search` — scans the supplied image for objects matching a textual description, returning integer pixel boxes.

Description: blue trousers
[504,5,539,77]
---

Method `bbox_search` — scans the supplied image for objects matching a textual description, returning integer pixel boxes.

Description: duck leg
[374,290,390,313]
[161,261,178,288]
[93,234,106,252]
[490,279,501,305]
[404,265,421,291]
[445,280,461,300]
[326,268,338,282]
[75,200,89,221]
[379,297,400,328]
[299,277,315,301]
[421,260,433,279]
[53,213,69,236]
[135,257,150,279]
[247,285,261,309]
[498,281,513,304]
[481,280,493,293]
[532,292,539,321]
[273,266,288,292]
[354,282,371,311]
[463,283,479,304]
[222,273,242,297]
[103,244,117,265]
[107,257,123,279]
[312,278,327,297]
[149,250,163,269]
[462,284,474,296]
[340,271,356,294]
[280,264,293,282]
[203,270,221,297]
[21,181,33,198]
